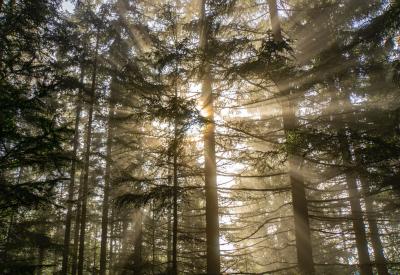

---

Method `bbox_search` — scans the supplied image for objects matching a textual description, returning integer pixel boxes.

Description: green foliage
[115,185,175,210]
[0,0,71,211]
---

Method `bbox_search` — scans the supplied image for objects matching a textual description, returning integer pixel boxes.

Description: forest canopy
[0,0,399,274]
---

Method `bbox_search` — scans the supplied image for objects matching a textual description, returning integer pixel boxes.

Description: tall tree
[338,128,373,275]
[77,28,100,275]
[266,0,314,274]
[199,0,221,273]
[99,80,115,275]
[61,53,85,275]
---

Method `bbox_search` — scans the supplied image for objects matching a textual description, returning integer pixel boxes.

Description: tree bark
[267,1,314,274]
[121,213,129,259]
[349,92,389,275]
[199,0,221,274]
[61,66,84,275]
[151,203,156,274]
[133,210,143,274]
[334,89,374,275]
[77,33,99,275]
[109,205,115,275]
[72,170,84,275]
[167,169,172,271]
[92,227,98,274]
[171,126,178,275]
[339,134,373,275]
[360,176,389,275]
[99,79,116,275]
[36,246,44,275]
[171,66,180,274]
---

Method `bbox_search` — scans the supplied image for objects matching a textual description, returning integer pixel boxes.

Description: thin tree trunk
[121,213,129,259]
[339,208,350,265]
[349,89,389,275]
[5,168,22,259]
[167,167,172,271]
[360,177,389,275]
[92,228,98,275]
[72,170,84,275]
[36,217,46,275]
[77,32,99,275]
[53,242,59,274]
[199,0,220,273]
[171,129,178,275]
[53,224,64,273]
[5,211,14,258]
[61,67,84,275]
[152,203,156,275]
[171,60,179,275]
[109,205,115,275]
[99,80,116,275]
[36,247,45,275]
[133,211,143,274]
[339,134,373,275]
[334,89,373,275]
[267,1,314,274]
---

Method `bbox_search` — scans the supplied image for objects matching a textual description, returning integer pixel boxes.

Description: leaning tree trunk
[199,0,221,274]
[77,33,99,275]
[267,1,314,274]
[99,78,116,275]
[61,66,84,275]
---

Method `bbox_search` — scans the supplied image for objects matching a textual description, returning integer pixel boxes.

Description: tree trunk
[171,131,178,275]
[360,176,389,275]
[72,171,84,275]
[267,1,314,274]
[199,0,221,274]
[61,66,84,275]
[289,163,314,275]
[349,90,389,275]
[335,90,374,275]
[152,203,156,274]
[53,242,59,274]
[77,33,99,275]
[36,247,45,275]
[109,205,115,275]
[133,211,143,274]
[99,79,116,275]
[171,76,180,274]
[121,213,129,259]
[92,228,98,274]
[167,169,172,271]
[4,168,22,260]
[339,134,373,275]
